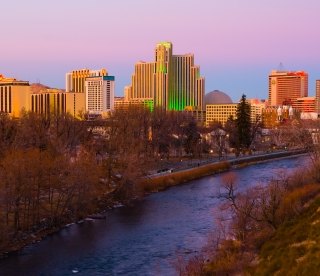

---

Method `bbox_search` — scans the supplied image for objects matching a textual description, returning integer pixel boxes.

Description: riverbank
[0,149,308,259]
[0,155,309,275]
[0,196,121,259]
[181,150,320,275]
[140,149,308,193]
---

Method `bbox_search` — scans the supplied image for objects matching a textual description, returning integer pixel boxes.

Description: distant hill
[30,83,50,93]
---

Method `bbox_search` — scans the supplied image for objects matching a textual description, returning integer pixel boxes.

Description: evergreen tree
[236,94,251,149]
[183,120,200,157]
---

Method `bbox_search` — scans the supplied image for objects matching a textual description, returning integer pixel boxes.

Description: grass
[251,196,320,275]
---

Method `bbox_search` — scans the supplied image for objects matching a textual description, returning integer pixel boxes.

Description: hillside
[251,196,320,275]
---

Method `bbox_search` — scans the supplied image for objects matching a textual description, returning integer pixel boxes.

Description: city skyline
[1,0,320,101]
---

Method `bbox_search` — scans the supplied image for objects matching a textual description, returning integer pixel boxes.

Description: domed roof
[204,90,233,105]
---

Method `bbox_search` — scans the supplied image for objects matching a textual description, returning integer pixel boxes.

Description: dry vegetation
[0,107,207,255]
[179,141,320,275]
[140,162,230,193]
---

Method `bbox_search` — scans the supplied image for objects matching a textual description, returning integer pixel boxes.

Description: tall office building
[85,76,115,116]
[126,42,205,111]
[269,70,308,106]
[170,54,204,110]
[316,80,320,114]
[66,68,107,93]
[154,42,172,108]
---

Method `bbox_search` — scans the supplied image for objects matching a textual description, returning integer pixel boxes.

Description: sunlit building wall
[31,89,65,116]
[65,92,86,118]
[31,89,86,119]
[66,68,107,93]
[206,102,265,127]
[170,54,204,111]
[85,76,115,116]
[128,61,155,102]
[316,80,320,114]
[269,70,308,106]
[206,104,237,126]
[154,42,172,108]
[247,99,267,123]
[0,75,31,117]
[293,96,316,113]
[114,97,154,111]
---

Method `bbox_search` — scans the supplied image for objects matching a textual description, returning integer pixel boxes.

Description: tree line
[0,106,207,253]
[0,95,315,254]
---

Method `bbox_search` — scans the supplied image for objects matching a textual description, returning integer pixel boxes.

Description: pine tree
[236,94,251,150]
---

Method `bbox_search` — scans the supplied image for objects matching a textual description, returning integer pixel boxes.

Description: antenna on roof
[278,62,285,72]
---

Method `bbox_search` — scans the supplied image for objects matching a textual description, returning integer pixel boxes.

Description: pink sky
[1,0,320,101]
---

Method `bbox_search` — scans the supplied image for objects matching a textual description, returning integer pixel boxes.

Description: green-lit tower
[126,42,205,111]
[154,42,172,109]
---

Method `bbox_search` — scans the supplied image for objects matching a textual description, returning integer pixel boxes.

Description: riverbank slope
[251,196,320,275]
[0,149,308,258]
[141,149,307,193]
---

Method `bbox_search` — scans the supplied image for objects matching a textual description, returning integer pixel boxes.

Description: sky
[1,0,320,101]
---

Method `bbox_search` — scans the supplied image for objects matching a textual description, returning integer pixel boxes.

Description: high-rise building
[66,68,107,93]
[316,80,320,114]
[126,42,205,111]
[85,76,115,116]
[0,74,31,117]
[268,70,308,106]
[154,42,172,108]
[128,62,155,101]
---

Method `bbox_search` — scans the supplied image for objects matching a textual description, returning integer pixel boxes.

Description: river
[0,155,308,276]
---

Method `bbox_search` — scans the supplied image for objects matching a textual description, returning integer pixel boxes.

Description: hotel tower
[66,68,107,93]
[126,42,205,111]
[268,70,308,106]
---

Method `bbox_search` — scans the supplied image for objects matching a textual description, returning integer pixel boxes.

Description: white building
[85,76,115,116]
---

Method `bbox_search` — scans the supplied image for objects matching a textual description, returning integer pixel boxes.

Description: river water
[0,155,308,276]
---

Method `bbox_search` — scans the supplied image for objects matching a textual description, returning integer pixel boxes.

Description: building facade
[316,80,320,114]
[114,97,153,111]
[0,75,31,117]
[292,97,315,113]
[269,70,308,106]
[206,104,238,126]
[206,101,267,127]
[127,61,155,101]
[31,89,66,116]
[85,76,115,116]
[126,42,205,111]
[66,68,107,93]
[31,89,86,119]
